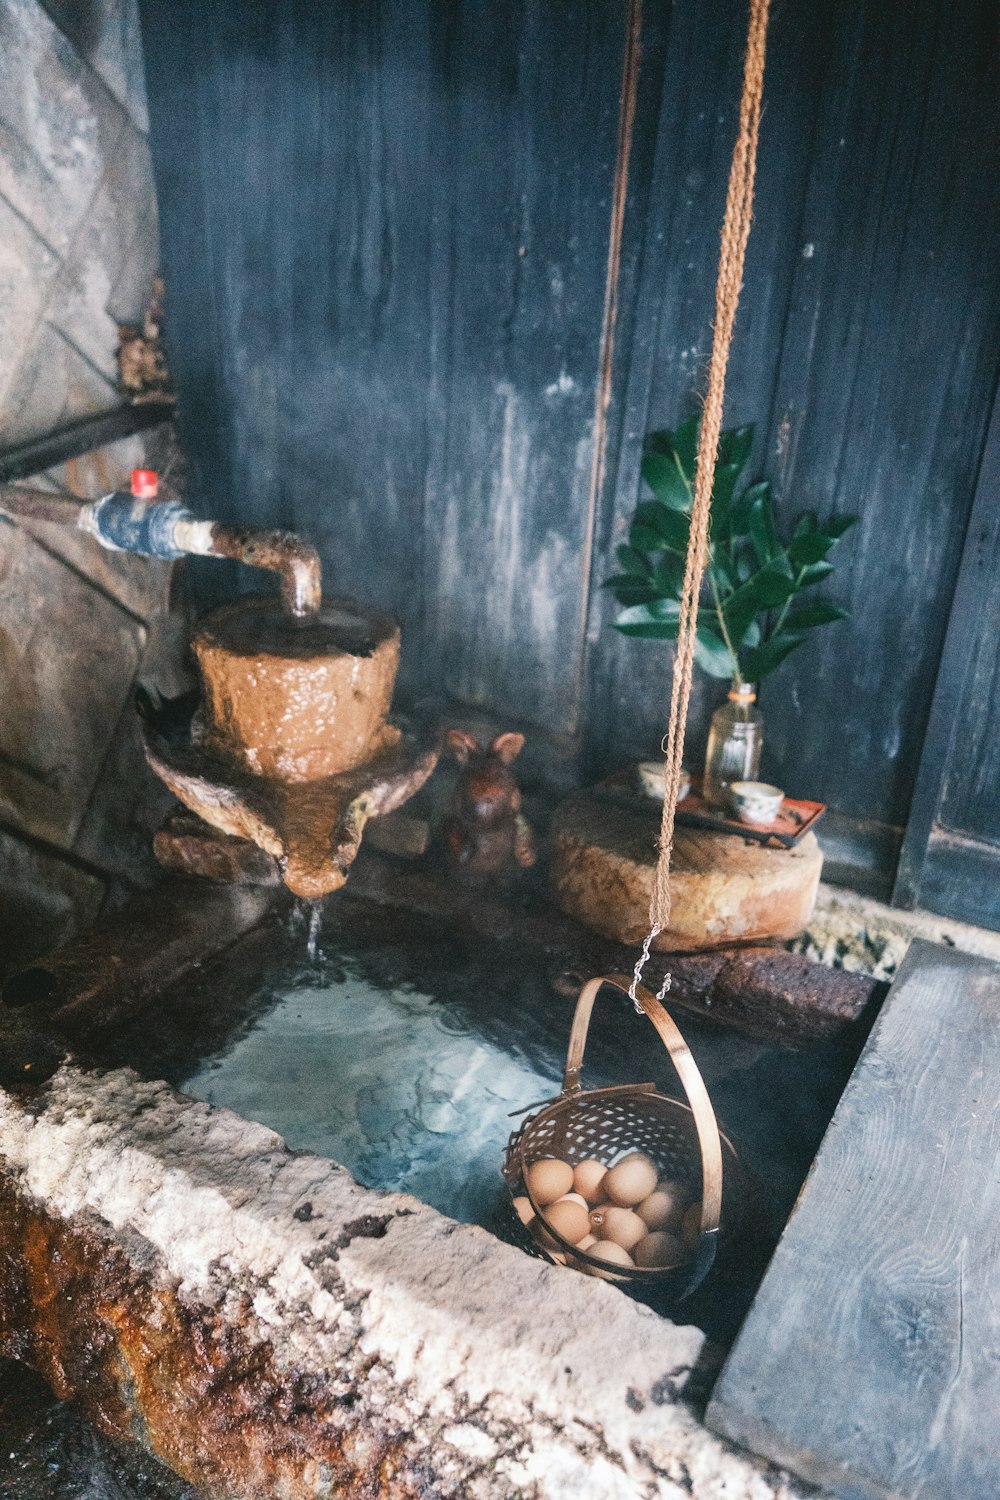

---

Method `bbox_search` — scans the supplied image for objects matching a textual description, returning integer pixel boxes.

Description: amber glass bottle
[703,683,763,807]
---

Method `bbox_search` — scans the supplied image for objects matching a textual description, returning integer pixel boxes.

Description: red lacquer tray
[676,778,824,848]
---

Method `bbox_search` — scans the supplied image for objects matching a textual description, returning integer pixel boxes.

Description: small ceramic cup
[637,761,691,803]
[728,780,784,825]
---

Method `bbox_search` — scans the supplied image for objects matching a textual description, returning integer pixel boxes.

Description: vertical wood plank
[586,0,837,770]
[421,1,628,732]
[894,387,1000,927]
[759,0,1000,829]
[708,940,1000,1499]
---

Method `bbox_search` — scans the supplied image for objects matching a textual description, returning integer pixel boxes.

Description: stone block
[0,520,145,847]
[0,0,128,257]
[0,194,60,413]
[550,790,823,952]
[0,321,119,451]
[0,828,104,977]
[42,0,150,134]
[0,1065,814,1499]
[46,120,159,382]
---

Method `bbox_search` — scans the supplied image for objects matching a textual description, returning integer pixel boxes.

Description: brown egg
[576,1233,598,1251]
[637,1183,686,1233]
[572,1159,608,1203]
[682,1200,703,1247]
[526,1158,574,1206]
[512,1195,535,1226]
[635,1231,684,1269]
[595,1205,646,1252]
[604,1152,658,1207]
[585,1241,634,1278]
[543,1198,591,1246]
[588,1201,615,1235]
[554,1192,590,1211]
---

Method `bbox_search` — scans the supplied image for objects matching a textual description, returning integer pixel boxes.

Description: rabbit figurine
[441,729,537,876]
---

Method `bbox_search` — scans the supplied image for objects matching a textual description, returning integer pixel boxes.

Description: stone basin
[0,894,856,1499]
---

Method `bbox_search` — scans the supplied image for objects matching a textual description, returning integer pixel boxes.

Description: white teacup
[729,780,784,824]
[637,761,691,803]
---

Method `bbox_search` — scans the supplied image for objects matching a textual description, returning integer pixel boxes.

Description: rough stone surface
[0,0,159,448]
[0,1065,813,1500]
[794,883,1000,981]
[550,793,823,952]
[0,828,104,978]
[0,519,146,848]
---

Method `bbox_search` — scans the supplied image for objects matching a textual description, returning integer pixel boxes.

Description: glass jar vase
[703,683,762,808]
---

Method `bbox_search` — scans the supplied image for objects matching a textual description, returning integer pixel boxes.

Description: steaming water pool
[146,894,858,1327]
[180,963,563,1226]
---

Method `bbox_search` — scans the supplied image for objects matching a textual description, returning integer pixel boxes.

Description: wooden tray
[600,771,824,849]
[676,779,825,848]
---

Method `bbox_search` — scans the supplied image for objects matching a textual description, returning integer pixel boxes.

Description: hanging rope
[632,0,771,1003]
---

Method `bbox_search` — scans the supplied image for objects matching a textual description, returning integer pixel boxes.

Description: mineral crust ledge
[0,1066,811,1499]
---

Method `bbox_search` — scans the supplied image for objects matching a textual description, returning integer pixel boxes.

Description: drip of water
[306,902,323,962]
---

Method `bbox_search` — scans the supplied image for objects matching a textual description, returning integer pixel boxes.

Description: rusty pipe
[173,519,322,618]
[0,481,322,619]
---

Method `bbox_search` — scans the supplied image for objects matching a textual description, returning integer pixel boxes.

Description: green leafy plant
[605,415,856,682]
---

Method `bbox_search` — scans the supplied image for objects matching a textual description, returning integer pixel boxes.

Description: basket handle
[563,975,723,1257]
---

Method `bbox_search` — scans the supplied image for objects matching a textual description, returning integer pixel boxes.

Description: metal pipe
[0,482,323,619]
[0,483,87,526]
[173,518,322,618]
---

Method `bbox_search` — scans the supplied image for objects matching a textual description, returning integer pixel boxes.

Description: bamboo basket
[503,974,742,1297]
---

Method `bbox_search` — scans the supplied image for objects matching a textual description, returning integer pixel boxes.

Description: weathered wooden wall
[138,0,1000,918]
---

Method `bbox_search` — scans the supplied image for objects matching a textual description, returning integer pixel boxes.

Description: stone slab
[0,1064,814,1500]
[550,791,823,952]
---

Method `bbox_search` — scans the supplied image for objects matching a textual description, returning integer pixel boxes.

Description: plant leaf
[603,576,659,606]
[786,602,849,629]
[741,630,806,681]
[694,623,737,678]
[616,599,681,626]
[613,598,682,639]
[717,423,754,473]
[615,543,649,576]
[794,509,818,537]
[629,522,662,552]
[652,552,685,596]
[634,500,690,552]
[672,414,700,480]
[721,560,797,644]
[645,429,675,458]
[711,460,743,530]
[749,489,778,564]
[798,560,834,586]
[614,619,681,639]
[823,513,858,539]
[729,480,770,538]
[641,450,691,511]
[710,549,739,593]
[788,532,834,567]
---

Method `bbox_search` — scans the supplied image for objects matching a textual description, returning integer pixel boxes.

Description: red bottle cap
[131,468,159,499]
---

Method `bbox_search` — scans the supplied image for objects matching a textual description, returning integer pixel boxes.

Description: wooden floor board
[707,939,1000,1500]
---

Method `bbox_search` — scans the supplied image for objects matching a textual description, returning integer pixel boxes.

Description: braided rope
[632,0,771,1003]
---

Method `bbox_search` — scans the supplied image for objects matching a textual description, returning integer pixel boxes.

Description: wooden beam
[707,939,1000,1498]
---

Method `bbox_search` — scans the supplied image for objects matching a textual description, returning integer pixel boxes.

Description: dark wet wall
[137,0,1000,922]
